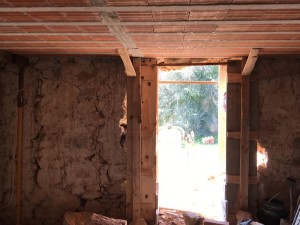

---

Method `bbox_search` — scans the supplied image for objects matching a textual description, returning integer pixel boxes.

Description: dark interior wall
[0,55,127,225]
[255,58,300,211]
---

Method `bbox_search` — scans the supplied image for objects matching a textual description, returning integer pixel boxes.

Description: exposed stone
[255,58,300,210]
[0,56,127,225]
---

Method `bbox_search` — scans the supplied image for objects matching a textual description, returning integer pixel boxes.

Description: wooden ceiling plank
[0,31,300,36]
[242,48,260,76]
[1,4,300,12]
[2,40,300,43]
[117,48,136,76]
[1,20,300,26]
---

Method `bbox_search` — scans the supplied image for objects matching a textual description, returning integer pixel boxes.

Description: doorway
[156,66,227,221]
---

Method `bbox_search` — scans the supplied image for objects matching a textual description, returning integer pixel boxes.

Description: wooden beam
[159,80,218,85]
[1,20,300,27]
[3,46,300,50]
[101,12,143,57]
[242,49,260,76]
[118,48,136,77]
[1,4,300,12]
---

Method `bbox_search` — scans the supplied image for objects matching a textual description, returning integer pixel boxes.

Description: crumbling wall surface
[0,54,18,224]
[0,56,127,225]
[255,58,300,209]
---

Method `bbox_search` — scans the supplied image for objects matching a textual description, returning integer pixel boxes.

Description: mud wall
[254,58,300,210]
[0,55,127,225]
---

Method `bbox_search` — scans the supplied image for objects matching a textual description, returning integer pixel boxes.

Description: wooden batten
[227,131,258,140]
[117,48,137,76]
[227,175,257,185]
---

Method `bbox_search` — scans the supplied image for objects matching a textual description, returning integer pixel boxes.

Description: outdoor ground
[157,143,226,221]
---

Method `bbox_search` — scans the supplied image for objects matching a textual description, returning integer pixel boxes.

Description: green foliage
[158,66,218,141]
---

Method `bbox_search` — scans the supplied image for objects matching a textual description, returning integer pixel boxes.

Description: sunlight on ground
[157,143,226,221]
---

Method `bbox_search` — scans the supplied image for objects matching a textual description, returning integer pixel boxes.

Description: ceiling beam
[2,40,300,44]
[101,12,143,57]
[117,48,136,77]
[0,4,300,12]
[242,48,260,76]
[1,20,300,26]
[1,46,299,50]
[0,32,300,36]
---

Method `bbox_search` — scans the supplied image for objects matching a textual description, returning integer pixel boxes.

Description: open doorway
[156,66,227,222]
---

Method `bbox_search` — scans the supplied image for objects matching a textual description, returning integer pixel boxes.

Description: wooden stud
[118,48,136,77]
[242,49,260,76]
[126,75,134,222]
[240,72,250,210]
[140,59,158,224]
[132,58,142,224]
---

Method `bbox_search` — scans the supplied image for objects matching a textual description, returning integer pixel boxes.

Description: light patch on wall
[257,143,268,168]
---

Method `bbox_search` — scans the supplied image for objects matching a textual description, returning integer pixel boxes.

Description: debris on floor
[63,211,127,225]
[183,211,205,225]
[158,208,229,225]
[236,210,264,225]
[158,208,186,225]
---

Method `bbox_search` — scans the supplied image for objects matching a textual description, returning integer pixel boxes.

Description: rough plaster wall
[0,57,18,223]
[0,56,127,225]
[255,58,300,209]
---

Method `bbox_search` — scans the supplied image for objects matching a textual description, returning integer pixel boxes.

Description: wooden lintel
[242,48,260,76]
[226,175,257,185]
[227,131,258,140]
[118,48,136,77]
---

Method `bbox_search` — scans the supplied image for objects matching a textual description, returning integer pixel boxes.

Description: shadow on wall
[0,56,128,225]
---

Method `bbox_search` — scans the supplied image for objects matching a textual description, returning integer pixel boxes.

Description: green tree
[158,66,218,142]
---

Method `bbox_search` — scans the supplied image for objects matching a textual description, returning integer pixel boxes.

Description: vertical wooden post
[132,58,142,224]
[16,64,25,225]
[240,74,250,210]
[140,59,157,224]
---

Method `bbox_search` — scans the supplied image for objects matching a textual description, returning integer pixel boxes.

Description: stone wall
[255,58,300,210]
[0,55,127,225]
